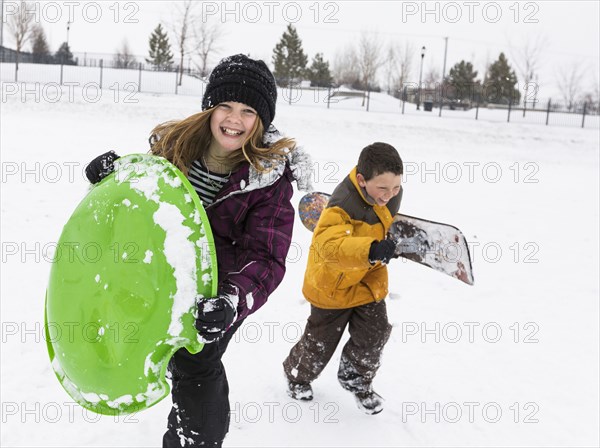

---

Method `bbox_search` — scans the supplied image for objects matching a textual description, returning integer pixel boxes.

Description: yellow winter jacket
[302,167,402,309]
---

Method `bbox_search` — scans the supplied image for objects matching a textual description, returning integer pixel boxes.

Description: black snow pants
[283,300,392,393]
[163,320,242,447]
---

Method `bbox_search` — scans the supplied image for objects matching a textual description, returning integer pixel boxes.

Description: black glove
[368,239,397,265]
[85,151,120,184]
[195,295,237,343]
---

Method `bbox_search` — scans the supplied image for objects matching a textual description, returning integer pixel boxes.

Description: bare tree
[6,0,34,76]
[424,68,441,89]
[332,45,360,87]
[383,44,396,94]
[391,41,414,98]
[480,50,492,86]
[192,18,224,77]
[170,0,195,85]
[114,39,137,69]
[593,72,600,112]
[356,32,383,105]
[510,34,547,107]
[556,64,584,111]
[580,71,600,113]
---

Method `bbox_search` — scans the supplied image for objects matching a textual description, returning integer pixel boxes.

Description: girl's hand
[195,295,237,343]
[85,150,120,184]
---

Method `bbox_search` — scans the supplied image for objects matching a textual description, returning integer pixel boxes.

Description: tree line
[271,24,522,105]
[270,24,597,110]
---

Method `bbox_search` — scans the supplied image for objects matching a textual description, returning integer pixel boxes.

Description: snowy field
[1,82,599,447]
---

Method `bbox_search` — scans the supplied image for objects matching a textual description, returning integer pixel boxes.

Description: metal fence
[0,47,197,72]
[467,100,596,128]
[1,57,598,130]
[0,46,205,95]
[71,51,197,73]
[0,60,206,96]
[356,86,599,129]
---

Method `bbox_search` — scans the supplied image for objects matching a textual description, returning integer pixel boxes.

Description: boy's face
[357,171,402,206]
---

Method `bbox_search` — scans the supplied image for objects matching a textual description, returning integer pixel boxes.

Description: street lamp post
[0,0,5,62]
[0,0,4,46]
[60,21,72,84]
[417,46,426,110]
[66,21,72,48]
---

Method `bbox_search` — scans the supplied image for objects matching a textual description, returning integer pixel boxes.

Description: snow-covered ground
[1,82,599,447]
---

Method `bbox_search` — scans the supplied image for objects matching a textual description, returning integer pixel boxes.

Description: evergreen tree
[447,60,479,101]
[146,24,173,71]
[30,24,52,64]
[272,24,308,86]
[54,42,76,65]
[483,52,520,104]
[307,53,333,87]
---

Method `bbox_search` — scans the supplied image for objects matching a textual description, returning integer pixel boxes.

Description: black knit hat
[202,54,277,129]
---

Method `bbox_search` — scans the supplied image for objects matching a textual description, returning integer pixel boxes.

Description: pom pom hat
[202,54,278,130]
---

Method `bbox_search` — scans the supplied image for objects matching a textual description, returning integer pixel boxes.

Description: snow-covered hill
[1,83,598,447]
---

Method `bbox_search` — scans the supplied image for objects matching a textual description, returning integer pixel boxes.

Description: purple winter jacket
[201,139,312,325]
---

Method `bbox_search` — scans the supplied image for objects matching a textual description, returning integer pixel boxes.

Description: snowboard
[45,154,217,415]
[298,192,474,285]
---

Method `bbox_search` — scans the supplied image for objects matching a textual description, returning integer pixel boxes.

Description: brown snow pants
[283,300,392,392]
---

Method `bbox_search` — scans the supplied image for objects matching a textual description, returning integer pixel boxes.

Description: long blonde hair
[149,108,295,176]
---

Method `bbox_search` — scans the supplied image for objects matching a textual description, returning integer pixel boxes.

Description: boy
[283,142,403,415]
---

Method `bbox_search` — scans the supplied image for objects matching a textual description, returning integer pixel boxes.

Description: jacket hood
[348,166,373,205]
[260,125,313,192]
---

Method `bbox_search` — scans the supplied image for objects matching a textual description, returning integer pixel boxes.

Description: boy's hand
[85,150,120,184]
[369,239,397,265]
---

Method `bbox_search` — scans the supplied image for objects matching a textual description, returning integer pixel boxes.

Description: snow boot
[353,389,384,415]
[287,380,313,401]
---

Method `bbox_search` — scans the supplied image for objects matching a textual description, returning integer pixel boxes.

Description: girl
[86,54,312,447]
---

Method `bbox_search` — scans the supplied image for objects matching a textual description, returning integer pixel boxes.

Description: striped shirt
[188,159,230,206]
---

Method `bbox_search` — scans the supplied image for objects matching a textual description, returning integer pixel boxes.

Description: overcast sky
[3,1,599,98]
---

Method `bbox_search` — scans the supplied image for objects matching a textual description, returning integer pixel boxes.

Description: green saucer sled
[45,154,217,415]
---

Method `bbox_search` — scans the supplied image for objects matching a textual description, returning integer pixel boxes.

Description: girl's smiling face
[209,102,258,156]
